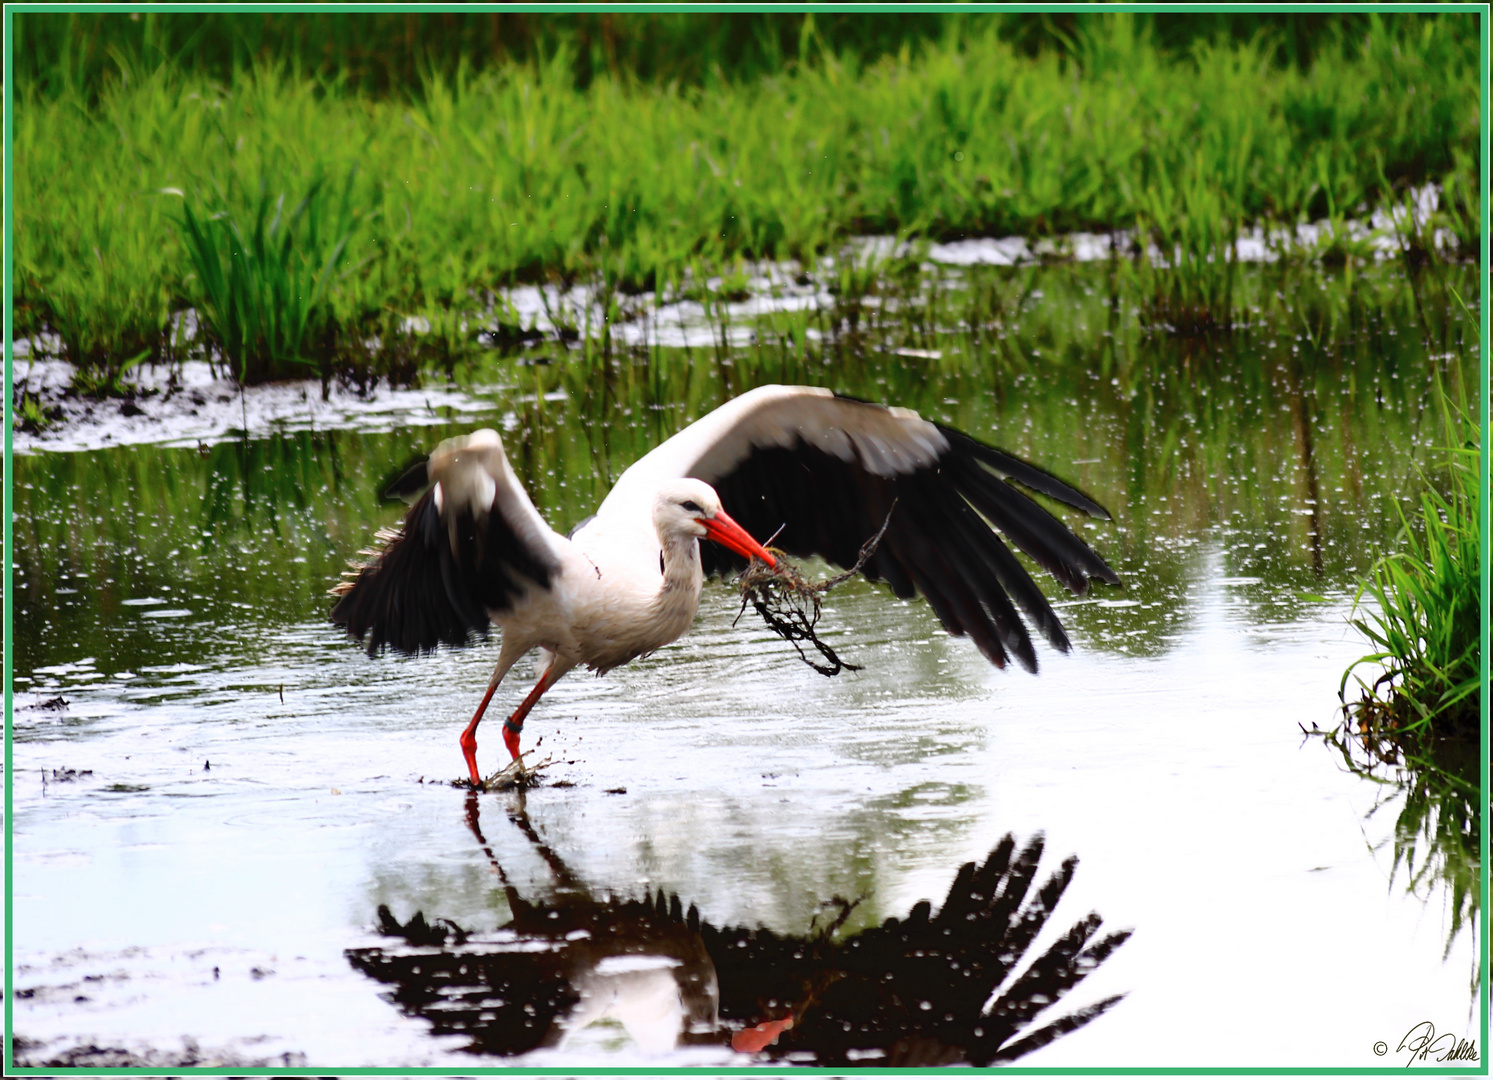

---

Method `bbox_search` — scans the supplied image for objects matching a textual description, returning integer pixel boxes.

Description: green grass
[11,14,1480,382]
[177,171,360,383]
[1331,368,1481,966]
[1126,162,1241,334]
[1339,382,1481,741]
[1434,148,1481,261]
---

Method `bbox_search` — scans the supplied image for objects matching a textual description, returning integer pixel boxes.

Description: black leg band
[504,717,523,735]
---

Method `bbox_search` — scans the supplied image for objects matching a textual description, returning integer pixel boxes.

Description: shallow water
[8,260,1481,1068]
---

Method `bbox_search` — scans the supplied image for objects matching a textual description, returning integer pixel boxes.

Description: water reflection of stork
[331,385,1119,783]
[344,793,1130,1064]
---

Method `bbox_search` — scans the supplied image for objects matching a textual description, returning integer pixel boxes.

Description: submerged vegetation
[11,11,1480,383]
[12,256,1478,673]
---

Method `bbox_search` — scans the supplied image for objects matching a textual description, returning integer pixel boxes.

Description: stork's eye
[681,500,704,514]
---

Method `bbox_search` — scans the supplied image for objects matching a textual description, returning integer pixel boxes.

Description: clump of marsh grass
[1330,368,1481,969]
[11,384,64,435]
[177,171,362,384]
[1338,381,1480,743]
[1128,166,1240,335]
[1287,147,1381,268]
[14,189,183,390]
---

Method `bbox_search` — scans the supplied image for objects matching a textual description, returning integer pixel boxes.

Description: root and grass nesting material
[735,505,895,677]
[453,751,562,792]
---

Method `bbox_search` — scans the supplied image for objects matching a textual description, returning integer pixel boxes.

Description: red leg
[501,673,556,762]
[460,681,502,785]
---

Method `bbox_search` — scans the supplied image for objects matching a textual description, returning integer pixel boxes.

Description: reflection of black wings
[330,431,560,657]
[727,833,1130,1067]
[694,412,1119,672]
[347,818,1130,1066]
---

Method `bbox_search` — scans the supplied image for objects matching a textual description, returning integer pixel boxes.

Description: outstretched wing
[331,429,563,656]
[596,384,1119,672]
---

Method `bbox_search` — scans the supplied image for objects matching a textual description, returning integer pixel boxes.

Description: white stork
[331,384,1120,785]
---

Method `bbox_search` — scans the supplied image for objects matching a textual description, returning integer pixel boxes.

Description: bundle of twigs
[464,750,561,792]
[734,504,895,676]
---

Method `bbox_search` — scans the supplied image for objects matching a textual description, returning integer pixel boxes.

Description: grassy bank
[11,13,1480,383]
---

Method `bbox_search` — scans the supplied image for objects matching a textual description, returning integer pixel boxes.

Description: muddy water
[8,261,1481,1067]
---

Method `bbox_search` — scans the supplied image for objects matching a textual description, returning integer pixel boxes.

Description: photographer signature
[1373,1021,1479,1066]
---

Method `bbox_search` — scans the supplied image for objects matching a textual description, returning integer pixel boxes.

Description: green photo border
[0,2,1487,1075]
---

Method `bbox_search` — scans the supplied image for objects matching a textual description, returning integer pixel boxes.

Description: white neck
[650,527,706,630]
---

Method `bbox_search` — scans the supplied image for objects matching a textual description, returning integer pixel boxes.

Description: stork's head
[654,479,777,567]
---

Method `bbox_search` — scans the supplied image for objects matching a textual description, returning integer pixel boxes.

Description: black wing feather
[697,417,1118,673]
[331,486,556,657]
[940,424,1112,519]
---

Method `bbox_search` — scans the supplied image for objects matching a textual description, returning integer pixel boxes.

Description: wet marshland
[8,257,1482,1068]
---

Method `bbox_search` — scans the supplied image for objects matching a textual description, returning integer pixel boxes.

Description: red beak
[699,509,777,567]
